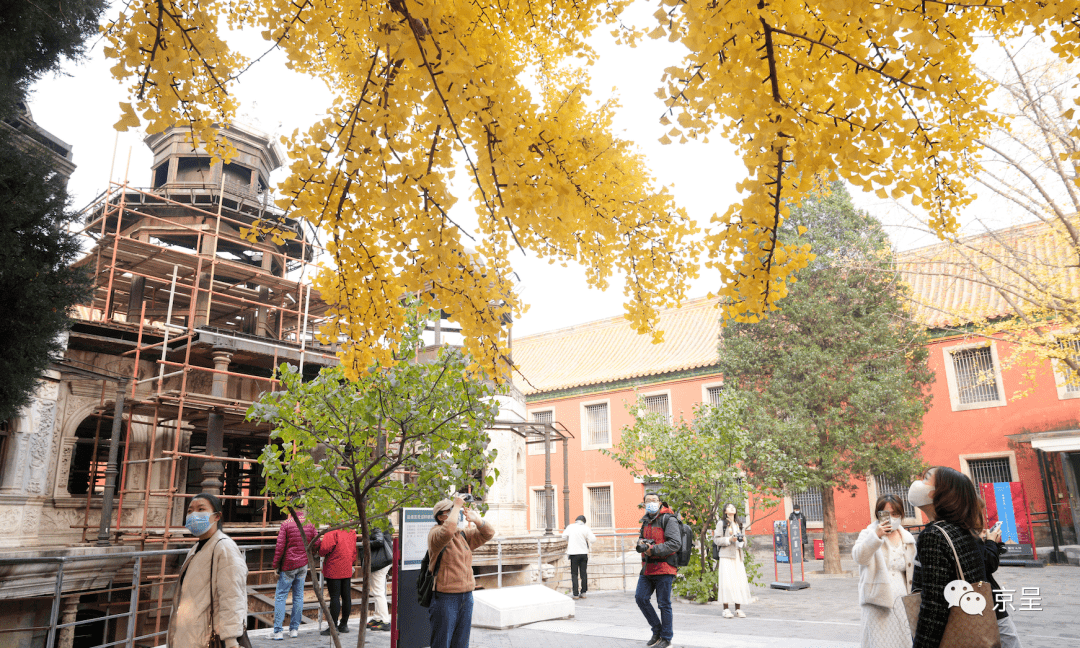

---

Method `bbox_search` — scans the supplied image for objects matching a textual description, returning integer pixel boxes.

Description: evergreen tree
[0,127,91,422]
[718,181,934,574]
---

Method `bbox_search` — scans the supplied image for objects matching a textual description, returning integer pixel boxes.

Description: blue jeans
[428,591,473,648]
[636,573,675,641]
[274,567,308,632]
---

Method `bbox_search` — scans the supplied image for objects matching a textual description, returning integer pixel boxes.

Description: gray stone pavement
[250,558,1077,648]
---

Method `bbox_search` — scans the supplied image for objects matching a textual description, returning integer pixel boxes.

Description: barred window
[791,487,824,522]
[532,488,556,530]
[68,415,123,496]
[527,410,556,455]
[707,386,724,406]
[874,473,916,518]
[1059,338,1080,392]
[588,486,614,528]
[585,403,610,446]
[968,458,1013,488]
[642,394,670,423]
[951,347,1000,404]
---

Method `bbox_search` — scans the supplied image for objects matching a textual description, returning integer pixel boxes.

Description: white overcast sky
[29,5,1034,337]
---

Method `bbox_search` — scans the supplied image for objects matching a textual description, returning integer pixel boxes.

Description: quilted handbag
[899,525,1001,648]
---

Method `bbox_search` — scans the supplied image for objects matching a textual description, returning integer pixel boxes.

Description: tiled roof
[896,219,1079,328]
[512,296,721,395]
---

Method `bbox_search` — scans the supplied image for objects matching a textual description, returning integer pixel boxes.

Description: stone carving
[21,507,40,535]
[26,400,57,494]
[54,440,75,499]
[41,508,85,535]
[0,507,22,534]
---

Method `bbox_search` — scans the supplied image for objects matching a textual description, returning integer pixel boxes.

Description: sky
[28,5,1040,339]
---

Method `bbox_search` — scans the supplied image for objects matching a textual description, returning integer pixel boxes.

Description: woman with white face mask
[852,494,916,648]
[713,503,752,618]
[167,493,250,648]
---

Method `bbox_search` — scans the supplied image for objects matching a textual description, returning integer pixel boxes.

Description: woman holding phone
[852,494,916,648]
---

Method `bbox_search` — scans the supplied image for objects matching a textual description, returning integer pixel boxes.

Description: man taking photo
[427,496,495,648]
[635,493,681,648]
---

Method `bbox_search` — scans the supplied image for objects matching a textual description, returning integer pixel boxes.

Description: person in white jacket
[713,503,752,618]
[562,515,597,599]
[168,493,249,648]
[851,494,915,648]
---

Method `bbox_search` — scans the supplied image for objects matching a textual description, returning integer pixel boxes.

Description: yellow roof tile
[512,296,721,395]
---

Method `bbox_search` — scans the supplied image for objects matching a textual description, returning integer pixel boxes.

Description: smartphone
[876,510,891,526]
[990,521,1002,533]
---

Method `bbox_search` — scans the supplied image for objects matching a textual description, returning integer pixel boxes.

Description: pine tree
[718,181,934,574]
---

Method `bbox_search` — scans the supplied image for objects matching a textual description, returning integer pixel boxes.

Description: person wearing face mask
[635,493,682,648]
[909,466,987,648]
[713,503,752,619]
[852,494,915,648]
[167,493,249,648]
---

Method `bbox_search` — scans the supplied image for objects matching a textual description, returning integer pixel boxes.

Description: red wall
[526,337,1079,540]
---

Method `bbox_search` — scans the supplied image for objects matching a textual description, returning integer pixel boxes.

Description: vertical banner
[979,482,1035,559]
[397,507,433,648]
[773,520,790,564]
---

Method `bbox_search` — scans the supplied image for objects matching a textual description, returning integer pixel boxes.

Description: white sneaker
[289,630,298,638]
[735,610,746,618]
[272,633,283,641]
[722,609,734,619]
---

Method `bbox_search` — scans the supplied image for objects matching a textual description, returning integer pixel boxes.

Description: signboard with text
[980,482,1035,559]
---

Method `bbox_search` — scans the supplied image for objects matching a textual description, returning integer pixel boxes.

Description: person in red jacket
[271,507,317,640]
[318,527,357,635]
[635,493,682,648]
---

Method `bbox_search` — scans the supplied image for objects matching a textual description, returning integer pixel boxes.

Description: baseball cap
[433,499,454,518]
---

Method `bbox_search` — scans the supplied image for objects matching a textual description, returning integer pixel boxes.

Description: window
[952,347,1000,404]
[0,419,9,484]
[642,394,670,422]
[791,487,823,522]
[588,485,614,529]
[585,403,610,446]
[874,473,916,519]
[1056,338,1080,396]
[532,487,557,530]
[527,410,556,455]
[68,415,123,496]
[706,386,724,406]
[968,458,1013,488]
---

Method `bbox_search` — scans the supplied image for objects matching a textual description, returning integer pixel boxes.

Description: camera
[733,533,745,542]
[456,492,482,503]
[636,538,656,553]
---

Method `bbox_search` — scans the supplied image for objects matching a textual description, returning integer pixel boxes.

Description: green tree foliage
[250,311,498,648]
[604,396,764,600]
[718,181,934,574]
[0,0,108,113]
[0,127,91,422]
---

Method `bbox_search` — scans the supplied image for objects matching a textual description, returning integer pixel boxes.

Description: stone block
[471,584,574,629]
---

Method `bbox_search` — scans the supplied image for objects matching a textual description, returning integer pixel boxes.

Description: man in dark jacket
[635,493,682,648]
[789,505,808,554]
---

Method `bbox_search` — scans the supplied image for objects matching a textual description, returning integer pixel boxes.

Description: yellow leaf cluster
[102,0,1080,372]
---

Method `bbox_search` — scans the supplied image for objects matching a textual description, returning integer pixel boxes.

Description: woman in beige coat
[168,493,249,648]
[851,494,915,648]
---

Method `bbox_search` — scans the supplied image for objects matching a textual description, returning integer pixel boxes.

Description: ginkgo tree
[102,0,1080,377]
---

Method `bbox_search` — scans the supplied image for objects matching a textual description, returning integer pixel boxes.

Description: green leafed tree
[250,311,498,648]
[0,126,91,422]
[717,181,934,574]
[603,396,763,601]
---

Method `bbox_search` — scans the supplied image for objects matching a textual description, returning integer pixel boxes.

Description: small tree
[719,182,934,574]
[603,395,762,601]
[250,311,498,648]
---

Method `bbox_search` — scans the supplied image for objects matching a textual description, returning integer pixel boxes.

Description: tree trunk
[820,486,843,574]
[355,501,371,648]
[290,509,341,648]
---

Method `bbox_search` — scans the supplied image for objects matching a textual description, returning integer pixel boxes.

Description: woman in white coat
[168,493,249,648]
[713,503,752,618]
[851,494,915,648]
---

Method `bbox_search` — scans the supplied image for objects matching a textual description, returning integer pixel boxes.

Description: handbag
[208,540,254,648]
[899,525,1000,648]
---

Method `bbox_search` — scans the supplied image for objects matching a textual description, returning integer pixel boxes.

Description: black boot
[337,622,350,634]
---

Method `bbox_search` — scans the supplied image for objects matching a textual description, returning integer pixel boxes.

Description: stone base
[471,584,574,629]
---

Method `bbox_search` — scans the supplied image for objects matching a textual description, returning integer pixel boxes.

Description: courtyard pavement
[249,557,1077,648]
